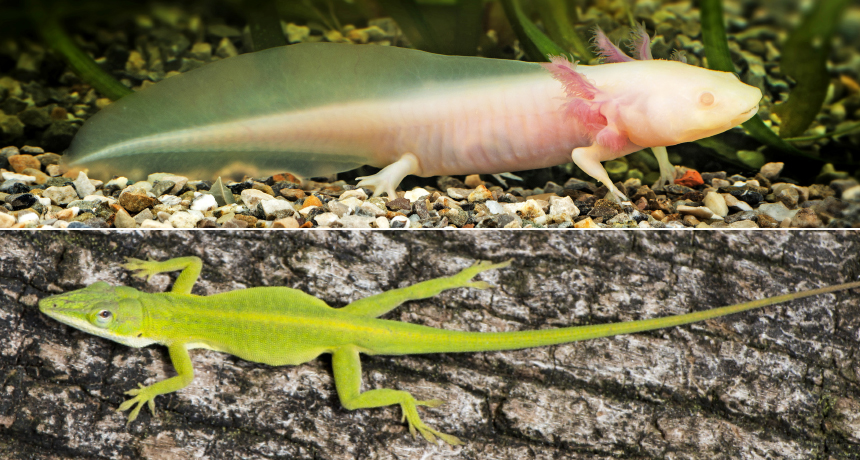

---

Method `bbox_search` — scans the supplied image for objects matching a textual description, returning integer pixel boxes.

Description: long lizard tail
[374,281,860,355]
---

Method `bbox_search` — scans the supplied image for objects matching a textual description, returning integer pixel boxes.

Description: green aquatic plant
[700,0,855,166]
[499,0,568,61]
[374,0,484,56]
[773,0,852,139]
[246,0,288,51]
[30,4,133,101]
[699,0,809,158]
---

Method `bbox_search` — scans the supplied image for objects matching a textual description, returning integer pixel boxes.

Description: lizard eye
[699,92,715,107]
[95,310,113,326]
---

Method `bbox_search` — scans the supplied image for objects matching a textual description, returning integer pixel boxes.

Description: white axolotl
[63,26,761,201]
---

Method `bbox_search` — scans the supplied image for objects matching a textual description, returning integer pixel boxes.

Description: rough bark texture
[1,231,859,460]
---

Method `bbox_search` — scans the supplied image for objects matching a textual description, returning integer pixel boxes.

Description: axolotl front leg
[355,153,420,198]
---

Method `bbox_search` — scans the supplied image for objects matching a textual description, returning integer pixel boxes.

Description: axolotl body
[64,28,761,200]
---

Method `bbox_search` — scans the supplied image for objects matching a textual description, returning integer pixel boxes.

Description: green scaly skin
[38,257,860,445]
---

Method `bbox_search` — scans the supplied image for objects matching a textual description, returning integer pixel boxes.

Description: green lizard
[38,256,860,445]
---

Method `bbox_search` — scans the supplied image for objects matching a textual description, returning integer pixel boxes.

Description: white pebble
[313,212,340,227]
[17,211,39,224]
[403,188,430,202]
[340,215,375,228]
[1,172,36,183]
[375,216,390,229]
[240,189,274,207]
[191,193,219,211]
[757,202,798,222]
[703,191,728,217]
[168,211,202,228]
[73,171,96,198]
[548,196,580,222]
[338,196,363,212]
[105,177,129,189]
[159,195,182,206]
[677,205,716,220]
[340,189,368,200]
[326,200,351,217]
[261,199,295,218]
[358,201,386,217]
[140,219,173,228]
[485,200,505,214]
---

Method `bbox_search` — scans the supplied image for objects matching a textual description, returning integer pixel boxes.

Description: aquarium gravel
[1,143,859,228]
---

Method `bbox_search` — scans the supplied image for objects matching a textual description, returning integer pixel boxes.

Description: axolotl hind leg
[572,145,629,202]
[356,153,420,198]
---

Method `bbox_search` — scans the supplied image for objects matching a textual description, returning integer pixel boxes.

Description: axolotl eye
[699,92,715,107]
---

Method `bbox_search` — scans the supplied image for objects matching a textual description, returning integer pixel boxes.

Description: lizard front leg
[123,256,202,294]
[117,343,194,422]
[342,259,511,318]
[331,346,462,445]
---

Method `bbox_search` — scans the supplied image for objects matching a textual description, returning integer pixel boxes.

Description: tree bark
[1,231,859,459]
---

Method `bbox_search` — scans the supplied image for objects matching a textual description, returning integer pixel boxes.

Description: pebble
[677,205,716,220]
[261,199,295,218]
[703,191,729,217]
[758,202,798,221]
[73,171,96,198]
[113,207,137,228]
[759,162,784,180]
[241,188,274,207]
[272,216,300,228]
[119,190,157,213]
[1,172,35,183]
[8,155,40,173]
[43,185,78,205]
[313,212,339,227]
[190,193,218,211]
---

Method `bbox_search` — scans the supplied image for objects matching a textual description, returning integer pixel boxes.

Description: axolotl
[63,27,761,201]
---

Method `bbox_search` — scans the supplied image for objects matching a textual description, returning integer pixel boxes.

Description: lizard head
[39,282,155,348]
[619,60,762,147]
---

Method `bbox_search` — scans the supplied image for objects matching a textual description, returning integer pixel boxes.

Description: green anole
[38,256,859,445]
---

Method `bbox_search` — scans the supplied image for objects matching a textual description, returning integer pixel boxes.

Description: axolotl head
[39,282,155,348]
[612,59,762,147]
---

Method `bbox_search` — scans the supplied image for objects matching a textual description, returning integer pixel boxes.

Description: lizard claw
[118,383,157,423]
[123,257,161,282]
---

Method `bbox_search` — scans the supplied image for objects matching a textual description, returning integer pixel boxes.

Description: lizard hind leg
[355,153,420,198]
[331,346,463,445]
[341,259,511,318]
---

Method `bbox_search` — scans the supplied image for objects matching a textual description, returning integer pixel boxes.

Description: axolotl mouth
[730,104,759,126]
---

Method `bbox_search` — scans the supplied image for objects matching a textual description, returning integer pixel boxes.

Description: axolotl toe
[63,27,761,201]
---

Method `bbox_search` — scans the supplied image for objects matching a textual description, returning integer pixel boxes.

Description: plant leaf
[499,0,568,61]
[699,0,813,159]
[376,0,483,56]
[534,0,593,61]
[772,0,851,138]
[31,5,132,101]
[246,0,287,51]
